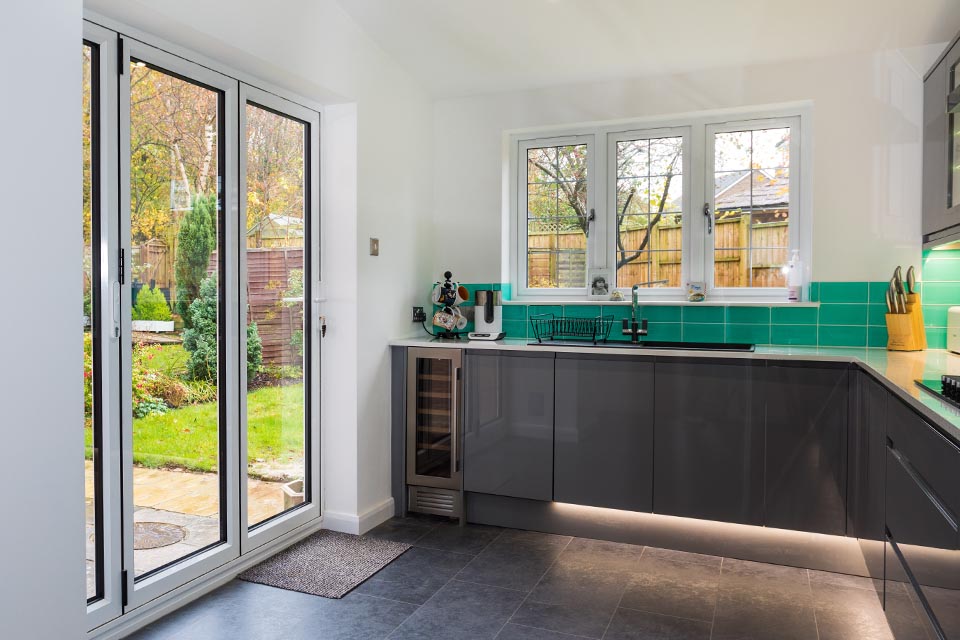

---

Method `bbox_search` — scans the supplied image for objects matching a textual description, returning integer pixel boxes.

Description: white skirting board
[322,497,395,535]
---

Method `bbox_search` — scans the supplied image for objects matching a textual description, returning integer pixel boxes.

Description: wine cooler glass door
[407,348,461,489]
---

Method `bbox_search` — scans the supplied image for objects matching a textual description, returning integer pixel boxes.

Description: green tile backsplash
[922,249,960,349]
[437,276,955,348]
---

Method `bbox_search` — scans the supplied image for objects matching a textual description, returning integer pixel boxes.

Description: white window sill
[505,298,820,308]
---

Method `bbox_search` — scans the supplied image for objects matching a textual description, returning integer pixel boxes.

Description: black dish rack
[530,313,614,344]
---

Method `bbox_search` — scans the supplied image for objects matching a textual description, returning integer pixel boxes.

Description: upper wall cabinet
[924,35,960,247]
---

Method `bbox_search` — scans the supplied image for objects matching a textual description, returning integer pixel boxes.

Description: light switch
[369,237,380,256]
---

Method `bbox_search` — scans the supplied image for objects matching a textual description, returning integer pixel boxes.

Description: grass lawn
[141,343,189,376]
[84,383,304,475]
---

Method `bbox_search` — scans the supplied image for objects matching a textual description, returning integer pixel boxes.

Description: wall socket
[369,237,380,256]
[412,306,427,322]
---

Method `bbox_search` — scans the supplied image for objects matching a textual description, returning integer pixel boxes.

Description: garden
[83,192,307,483]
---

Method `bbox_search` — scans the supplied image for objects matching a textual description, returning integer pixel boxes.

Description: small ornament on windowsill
[686,281,705,302]
[610,291,624,301]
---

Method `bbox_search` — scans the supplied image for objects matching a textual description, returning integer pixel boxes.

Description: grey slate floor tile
[122,519,897,640]
[508,599,616,640]
[455,531,571,592]
[619,556,720,622]
[354,546,473,605]
[494,622,592,639]
[387,579,526,639]
[604,607,712,640]
[413,521,503,556]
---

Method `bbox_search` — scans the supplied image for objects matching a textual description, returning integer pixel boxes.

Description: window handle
[703,203,713,235]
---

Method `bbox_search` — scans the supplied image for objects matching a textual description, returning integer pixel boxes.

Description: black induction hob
[915,375,960,410]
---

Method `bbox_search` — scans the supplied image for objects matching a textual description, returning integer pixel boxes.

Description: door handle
[111,281,121,339]
[703,203,713,235]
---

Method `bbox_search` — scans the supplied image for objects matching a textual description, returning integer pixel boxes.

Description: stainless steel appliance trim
[405,347,462,490]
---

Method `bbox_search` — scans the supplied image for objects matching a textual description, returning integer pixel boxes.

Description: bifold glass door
[120,36,240,608]
[84,19,322,629]
[240,86,321,551]
[84,21,122,629]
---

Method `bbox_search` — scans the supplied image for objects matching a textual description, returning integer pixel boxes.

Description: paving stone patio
[85,461,287,588]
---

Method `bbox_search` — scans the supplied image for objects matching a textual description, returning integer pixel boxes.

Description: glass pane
[714,131,751,171]
[751,247,789,287]
[617,139,649,178]
[527,219,586,289]
[616,136,683,287]
[617,177,649,215]
[526,143,588,289]
[82,41,100,602]
[752,128,790,169]
[714,128,791,288]
[527,183,558,219]
[651,174,682,213]
[244,103,308,527]
[414,358,453,478]
[129,59,222,576]
[617,250,681,289]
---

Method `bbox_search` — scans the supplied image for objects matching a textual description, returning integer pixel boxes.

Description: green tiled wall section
[436,274,957,348]
[922,248,960,350]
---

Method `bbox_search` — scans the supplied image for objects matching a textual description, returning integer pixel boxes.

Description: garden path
[85,461,286,587]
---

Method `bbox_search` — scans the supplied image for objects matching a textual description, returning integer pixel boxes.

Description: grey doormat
[239,530,410,599]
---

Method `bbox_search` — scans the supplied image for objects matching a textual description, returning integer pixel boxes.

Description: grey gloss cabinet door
[554,354,654,512]
[653,359,764,525]
[853,372,888,585]
[462,351,554,501]
[765,363,849,535]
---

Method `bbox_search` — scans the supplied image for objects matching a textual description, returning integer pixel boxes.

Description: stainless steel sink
[529,340,756,352]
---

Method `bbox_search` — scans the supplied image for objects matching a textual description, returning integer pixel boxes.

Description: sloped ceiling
[336,0,960,97]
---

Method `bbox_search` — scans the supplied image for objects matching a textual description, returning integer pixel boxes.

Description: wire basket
[529,313,614,344]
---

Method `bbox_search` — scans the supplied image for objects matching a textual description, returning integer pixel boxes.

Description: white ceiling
[335,0,960,97]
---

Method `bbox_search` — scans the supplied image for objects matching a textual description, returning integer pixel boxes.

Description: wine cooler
[406,348,463,517]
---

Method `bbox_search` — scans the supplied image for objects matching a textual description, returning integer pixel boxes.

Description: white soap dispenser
[785,250,803,302]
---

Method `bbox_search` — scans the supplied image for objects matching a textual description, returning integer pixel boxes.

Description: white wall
[432,49,928,283]
[81,0,434,528]
[0,1,86,638]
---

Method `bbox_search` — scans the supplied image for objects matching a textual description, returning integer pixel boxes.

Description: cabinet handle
[452,367,461,474]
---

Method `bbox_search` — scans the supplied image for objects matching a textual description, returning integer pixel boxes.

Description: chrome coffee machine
[468,290,504,340]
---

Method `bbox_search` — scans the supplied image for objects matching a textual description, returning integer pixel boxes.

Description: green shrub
[182,274,262,381]
[247,322,262,377]
[174,193,217,324]
[132,285,172,321]
[131,343,169,417]
[182,275,218,381]
[83,332,93,426]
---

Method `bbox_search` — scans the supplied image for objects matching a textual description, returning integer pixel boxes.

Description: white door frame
[119,35,241,611]
[85,19,123,632]
[239,84,322,554]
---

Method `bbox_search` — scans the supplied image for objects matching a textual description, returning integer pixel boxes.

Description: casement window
[511,109,807,301]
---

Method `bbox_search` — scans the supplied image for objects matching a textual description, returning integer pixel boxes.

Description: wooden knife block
[886,293,926,351]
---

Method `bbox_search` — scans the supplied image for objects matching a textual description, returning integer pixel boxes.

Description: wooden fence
[529,216,788,288]
[208,248,304,366]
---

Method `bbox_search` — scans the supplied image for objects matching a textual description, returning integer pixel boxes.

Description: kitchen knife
[906,266,916,295]
[885,286,894,314]
[889,278,904,314]
[894,266,905,296]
